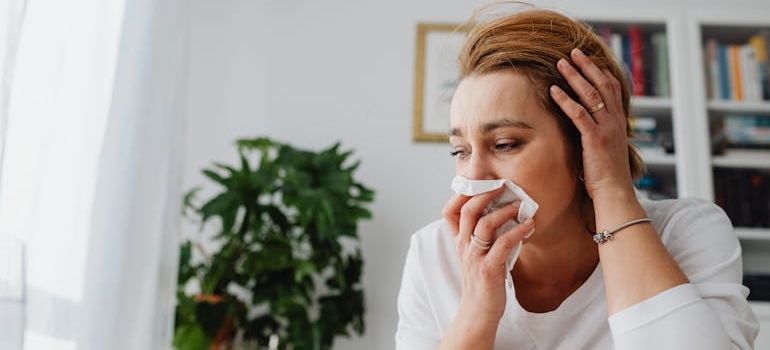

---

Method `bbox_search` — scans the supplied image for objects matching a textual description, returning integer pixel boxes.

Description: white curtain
[0,0,26,171]
[0,0,190,348]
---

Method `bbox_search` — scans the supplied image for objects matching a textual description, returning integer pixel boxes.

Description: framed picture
[412,23,466,142]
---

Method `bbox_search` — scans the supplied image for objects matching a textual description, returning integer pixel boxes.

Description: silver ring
[589,101,605,114]
[471,233,493,250]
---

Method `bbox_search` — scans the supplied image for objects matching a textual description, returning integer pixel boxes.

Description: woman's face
[449,70,582,234]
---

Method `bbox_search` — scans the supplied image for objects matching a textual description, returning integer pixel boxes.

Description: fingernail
[524,228,535,239]
[572,48,585,58]
[557,58,568,68]
[511,200,521,209]
[550,85,562,94]
[523,217,534,226]
[523,218,535,238]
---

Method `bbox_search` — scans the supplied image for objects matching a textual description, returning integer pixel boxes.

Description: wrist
[590,183,638,209]
[455,303,502,331]
[590,187,646,229]
[442,306,499,349]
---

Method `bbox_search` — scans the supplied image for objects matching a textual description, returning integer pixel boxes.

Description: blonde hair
[458,4,645,179]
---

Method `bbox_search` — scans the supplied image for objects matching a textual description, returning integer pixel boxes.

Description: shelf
[712,149,770,169]
[632,96,672,117]
[707,100,770,114]
[637,146,676,165]
[633,96,673,109]
[585,12,770,279]
[736,228,770,241]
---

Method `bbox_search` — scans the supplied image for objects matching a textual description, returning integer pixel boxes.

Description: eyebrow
[449,118,534,137]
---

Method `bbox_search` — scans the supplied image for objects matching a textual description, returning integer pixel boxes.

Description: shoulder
[640,196,733,241]
[407,219,455,260]
[402,219,462,287]
[640,196,740,282]
[641,196,729,230]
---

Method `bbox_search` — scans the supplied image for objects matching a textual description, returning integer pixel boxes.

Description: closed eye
[449,147,469,159]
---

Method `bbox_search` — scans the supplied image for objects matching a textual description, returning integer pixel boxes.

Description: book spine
[652,32,671,97]
[718,44,731,100]
[729,44,743,101]
[611,33,624,63]
[597,27,612,47]
[749,171,764,227]
[623,34,632,86]
[705,38,720,100]
[749,33,769,100]
[739,45,760,101]
[629,26,646,96]
[761,171,767,227]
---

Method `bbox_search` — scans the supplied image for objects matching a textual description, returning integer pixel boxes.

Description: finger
[457,187,505,247]
[550,84,596,134]
[485,218,534,263]
[570,49,617,111]
[470,201,521,252]
[603,68,626,126]
[442,193,471,236]
[556,57,605,116]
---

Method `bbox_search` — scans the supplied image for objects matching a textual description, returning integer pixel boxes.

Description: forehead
[449,71,553,133]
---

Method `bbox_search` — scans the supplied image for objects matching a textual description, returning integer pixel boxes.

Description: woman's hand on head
[442,187,534,323]
[548,48,636,201]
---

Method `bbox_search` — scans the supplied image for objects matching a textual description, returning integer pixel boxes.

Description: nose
[462,152,497,180]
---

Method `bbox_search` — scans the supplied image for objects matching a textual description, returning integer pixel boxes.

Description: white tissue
[450,176,539,275]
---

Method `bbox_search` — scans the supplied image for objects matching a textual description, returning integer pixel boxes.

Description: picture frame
[412,23,466,143]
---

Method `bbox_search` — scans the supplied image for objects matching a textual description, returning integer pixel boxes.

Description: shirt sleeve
[395,234,442,350]
[608,199,759,349]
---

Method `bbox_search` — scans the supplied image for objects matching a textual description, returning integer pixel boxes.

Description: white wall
[183,1,770,349]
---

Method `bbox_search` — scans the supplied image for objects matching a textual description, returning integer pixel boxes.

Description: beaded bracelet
[592,218,651,244]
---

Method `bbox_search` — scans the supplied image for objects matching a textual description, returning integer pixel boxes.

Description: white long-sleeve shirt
[396,197,759,349]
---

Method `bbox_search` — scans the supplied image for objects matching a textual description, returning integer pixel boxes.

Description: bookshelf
[686,12,770,249]
[573,8,770,230]
[580,12,682,200]
[574,7,770,346]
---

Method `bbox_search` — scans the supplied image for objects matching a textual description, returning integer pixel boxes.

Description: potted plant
[174,137,375,350]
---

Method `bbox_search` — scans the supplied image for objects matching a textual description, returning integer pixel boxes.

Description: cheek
[511,147,578,210]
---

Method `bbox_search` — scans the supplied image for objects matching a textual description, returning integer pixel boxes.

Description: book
[629,26,646,96]
[713,167,770,228]
[748,32,769,100]
[723,114,770,148]
[705,39,721,100]
[611,32,624,64]
[718,44,731,100]
[739,44,762,101]
[597,27,612,47]
[652,32,670,97]
[728,44,743,101]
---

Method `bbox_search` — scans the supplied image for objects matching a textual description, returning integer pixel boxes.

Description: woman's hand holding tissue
[439,186,535,347]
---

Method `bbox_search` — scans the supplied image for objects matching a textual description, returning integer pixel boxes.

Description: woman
[396,5,758,349]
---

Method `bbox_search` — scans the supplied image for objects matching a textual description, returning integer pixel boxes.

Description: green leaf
[294,260,315,283]
[201,169,229,187]
[236,137,276,152]
[199,192,239,232]
[182,187,201,214]
[173,322,210,350]
[177,137,374,350]
[177,241,198,285]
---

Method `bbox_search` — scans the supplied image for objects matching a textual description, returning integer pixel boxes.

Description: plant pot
[194,294,236,350]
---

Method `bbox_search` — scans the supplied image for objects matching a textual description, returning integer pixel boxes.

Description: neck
[511,204,599,312]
